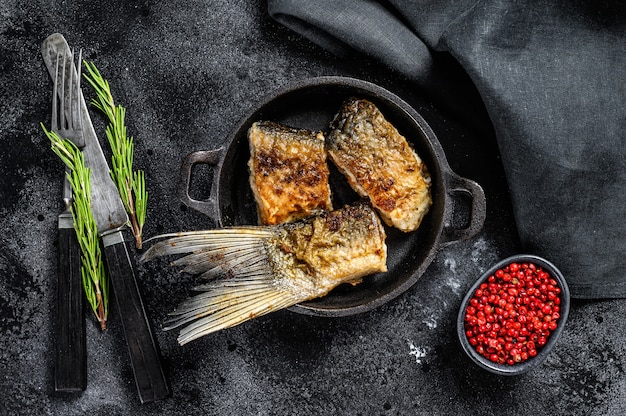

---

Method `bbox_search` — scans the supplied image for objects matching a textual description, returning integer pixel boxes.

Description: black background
[1,1,624,414]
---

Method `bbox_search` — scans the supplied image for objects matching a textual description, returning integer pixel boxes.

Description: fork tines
[52,48,84,147]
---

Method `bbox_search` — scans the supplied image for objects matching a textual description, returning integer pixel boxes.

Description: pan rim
[205,76,472,317]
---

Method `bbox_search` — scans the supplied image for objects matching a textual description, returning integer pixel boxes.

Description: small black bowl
[457,254,570,375]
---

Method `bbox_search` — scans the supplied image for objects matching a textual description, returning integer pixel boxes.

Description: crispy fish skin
[141,202,386,344]
[327,98,432,232]
[266,201,388,297]
[248,121,333,225]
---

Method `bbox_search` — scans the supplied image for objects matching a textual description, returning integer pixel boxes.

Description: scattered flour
[407,341,428,364]
[444,257,457,274]
[421,315,437,329]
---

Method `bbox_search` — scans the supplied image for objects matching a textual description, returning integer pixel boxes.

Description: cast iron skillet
[179,76,486,317]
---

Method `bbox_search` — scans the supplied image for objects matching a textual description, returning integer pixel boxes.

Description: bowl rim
[456,254,570,375]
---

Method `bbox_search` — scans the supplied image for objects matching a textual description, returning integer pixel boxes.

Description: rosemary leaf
[133,170,147,237]
[83,61,147,249]
[41,124,108,330]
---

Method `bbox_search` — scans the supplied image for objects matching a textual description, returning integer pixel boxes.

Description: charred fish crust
[323,201,366,232]
[326,211,343,233]
[248,121,333,225]
[327,97,432,233]
[255,150,326,188]
[271,202,386,281]
[255,151,282,176]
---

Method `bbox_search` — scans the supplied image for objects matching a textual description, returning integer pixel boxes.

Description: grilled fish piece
[248,121,333,225]
[327,98,432,232]
[142,202,387,345]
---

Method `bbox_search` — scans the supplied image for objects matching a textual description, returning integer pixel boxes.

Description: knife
[41,43,87,392]
[42,33,170,404]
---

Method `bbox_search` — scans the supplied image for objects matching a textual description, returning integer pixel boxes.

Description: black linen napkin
[268,0,626,298]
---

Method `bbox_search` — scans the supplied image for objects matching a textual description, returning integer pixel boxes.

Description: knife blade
[41,40,87,393]
[42,33,170,404]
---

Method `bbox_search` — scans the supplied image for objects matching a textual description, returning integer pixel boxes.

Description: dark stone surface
[1,1,624,415]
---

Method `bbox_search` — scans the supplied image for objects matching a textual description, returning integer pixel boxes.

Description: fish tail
[141,228,304,344]
[141,202,388,344]
[140,228,275,262]
[164,277,300,345]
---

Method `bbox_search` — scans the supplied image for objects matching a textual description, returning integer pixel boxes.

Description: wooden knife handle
[55,225,87,392]
[102,230,170,404]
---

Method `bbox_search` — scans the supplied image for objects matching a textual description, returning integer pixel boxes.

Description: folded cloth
[268,0,626,298]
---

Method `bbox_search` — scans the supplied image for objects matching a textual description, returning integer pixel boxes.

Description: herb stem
[42,124,109,329]
[82,61,148,249]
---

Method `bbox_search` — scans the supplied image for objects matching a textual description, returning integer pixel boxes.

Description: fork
[50,48,87,392]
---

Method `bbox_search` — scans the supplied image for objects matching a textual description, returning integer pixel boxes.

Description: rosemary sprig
[82,61,147,249]
[42,124,109,330]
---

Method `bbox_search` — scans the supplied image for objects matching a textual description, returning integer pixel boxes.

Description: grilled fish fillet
[248,121,333,225]
[142,202,387,344]
[327,98,432,232]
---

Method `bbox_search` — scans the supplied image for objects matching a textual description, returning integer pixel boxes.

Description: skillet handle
[179,149,223,224]
[440,172,486,246]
